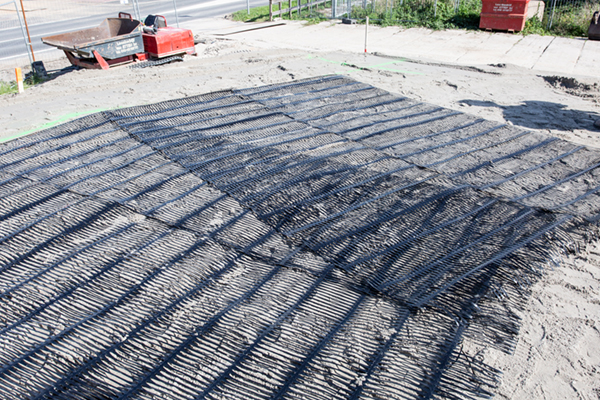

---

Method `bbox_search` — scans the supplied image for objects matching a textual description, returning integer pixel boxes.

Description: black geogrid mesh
[239,75,600,218]
[0,75,598,400]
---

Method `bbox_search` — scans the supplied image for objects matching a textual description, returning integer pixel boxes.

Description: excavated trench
[0,75,599,400]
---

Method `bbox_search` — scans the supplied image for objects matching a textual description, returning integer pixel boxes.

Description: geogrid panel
[240,75,600,218]
[0,75,597,400]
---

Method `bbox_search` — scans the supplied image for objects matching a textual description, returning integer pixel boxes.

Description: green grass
[231,3,272,22]
[522,15,548,35]
[0,74,47,96]
[0,81,16,95]
[231,0,332,23]
[233,0,598,37]
[352,0,482,30]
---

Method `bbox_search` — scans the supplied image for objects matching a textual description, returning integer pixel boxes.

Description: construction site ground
[1,18,599,399]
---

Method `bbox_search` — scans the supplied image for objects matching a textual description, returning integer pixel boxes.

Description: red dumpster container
[480,0,530,32]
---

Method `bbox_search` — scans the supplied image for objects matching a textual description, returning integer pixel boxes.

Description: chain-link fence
[321,0,475,21]
[0,0,31,66]
[291,0,482,28]
[305,0,597,35]
[545,0,599,35]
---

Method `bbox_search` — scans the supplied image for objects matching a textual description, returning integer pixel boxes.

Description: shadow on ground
[459,99,600,132]
[43,65,78,79]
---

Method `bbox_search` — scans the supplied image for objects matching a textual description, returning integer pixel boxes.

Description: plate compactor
[41,13,196,70]
[590,11,600,40]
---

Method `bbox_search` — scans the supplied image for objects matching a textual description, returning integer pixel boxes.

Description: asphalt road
[0,0,266,65]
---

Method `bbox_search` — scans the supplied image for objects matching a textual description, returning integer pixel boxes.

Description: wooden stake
[365,16,369,53]
[15,67,24,93]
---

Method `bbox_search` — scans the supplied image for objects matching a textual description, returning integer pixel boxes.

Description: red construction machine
[41,13,196,70]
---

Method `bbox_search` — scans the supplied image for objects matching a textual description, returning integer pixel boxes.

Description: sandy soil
[483,249,600,400]
[0,19,599,399]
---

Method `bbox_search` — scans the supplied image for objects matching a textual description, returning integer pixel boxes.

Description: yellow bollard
[15,68,24,94]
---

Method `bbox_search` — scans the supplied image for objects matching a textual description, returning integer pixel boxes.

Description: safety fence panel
[545,0,600,34]
[328,0,477,21]
[297,0,596,37]
[0,0,31,67]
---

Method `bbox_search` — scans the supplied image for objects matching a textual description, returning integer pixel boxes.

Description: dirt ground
[1,19,599,399]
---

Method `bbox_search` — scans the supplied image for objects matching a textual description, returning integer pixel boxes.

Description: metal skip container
[42,18,144,69]
[479,0,530,32]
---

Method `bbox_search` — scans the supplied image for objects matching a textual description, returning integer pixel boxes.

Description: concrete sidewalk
[201,19,600,78]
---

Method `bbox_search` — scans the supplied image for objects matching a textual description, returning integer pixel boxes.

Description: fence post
[172,0,180,27]
[547,0,557,29]
[333,0,336,18]
[18,0,35,62]
[289,0,292,18]
[269,0,273,20]
[298,0,301,16]
[347,0,351,18]
[133,0,142,21]
[434,0,438,17]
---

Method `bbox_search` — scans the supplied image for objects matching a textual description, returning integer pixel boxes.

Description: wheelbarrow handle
[154,15,168,27]
[143,14,168,29]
